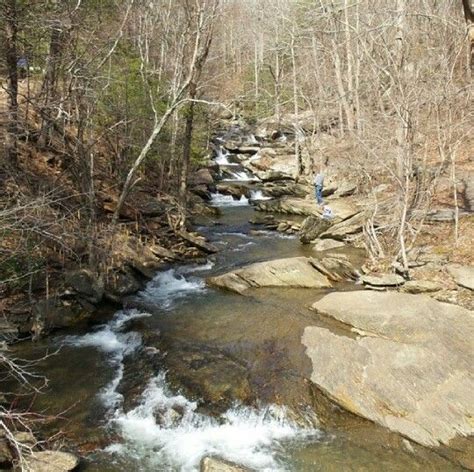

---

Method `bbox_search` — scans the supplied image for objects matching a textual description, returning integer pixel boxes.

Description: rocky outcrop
[447,265,474,291]
[26,451,79,472]
[299,216,332,244]
[65,269,103,304]
[200,456,252,472]
[207,257,332,294]
[30,298,91,334]
[303,291,474,469]
[319,210,365,240]
[401,280,442,294]
[361,273,405,288]
[312,239,345,252]
[177,230,219,254]
[256,197,359,222]
[104,269,142,302]
[191,168,215,186]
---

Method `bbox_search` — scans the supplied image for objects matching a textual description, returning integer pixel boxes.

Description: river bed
[12,205,462,471]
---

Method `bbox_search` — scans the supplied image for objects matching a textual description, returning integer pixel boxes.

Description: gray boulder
[200,456,252,472]
[26,451,79,472]
[104,269,142,302]
[447,265,474,291]
[65,269,103,304]
[299,216,332,244]
[402,280,442,294]
[361,273,405,288]
[208,257,332,294]
[303,291,474,469]
[192,168,215,186]
[312,239,345,252]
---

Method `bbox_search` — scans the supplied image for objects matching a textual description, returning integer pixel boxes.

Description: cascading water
[222,170,259,182]
[64,267,318,472]
[210,193,249,207]
[250,189,271,201]
[107,374,316,471]
[215,147,238,166]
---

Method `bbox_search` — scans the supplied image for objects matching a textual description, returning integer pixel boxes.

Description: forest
[0,1,473,471]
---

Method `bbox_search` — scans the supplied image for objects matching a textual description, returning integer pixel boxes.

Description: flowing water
[10,147,464,471]
[13,204,462,471]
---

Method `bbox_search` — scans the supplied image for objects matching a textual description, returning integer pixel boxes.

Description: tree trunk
[179,82,197,203]
[4,0,19,166]
[39,19,66,148]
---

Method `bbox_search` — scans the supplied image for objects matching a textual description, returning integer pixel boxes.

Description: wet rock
[361,273,405,288]
[299,216,332,244]
[304,291,474,469]
[192,168,215,186]
[402,280,442,294]
[200,456,251,472]
[192,184,212,201]
[232,146,260,155]
[216,183,249,199]
[177,230,219,254]
[249,214,276,226]
[31,298,91,333]
[104,269,142,302]
[65,269,103,304]
[447,265,474,291]
[165,343,253,410]
[25,451,79,472]
[207,257,332,294]
[118,239,168,278]
[312,239,345,252]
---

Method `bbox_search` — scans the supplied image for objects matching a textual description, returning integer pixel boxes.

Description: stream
[12,151,463,471]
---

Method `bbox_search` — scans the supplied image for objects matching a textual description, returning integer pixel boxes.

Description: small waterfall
[222,170,259,182]
[107,374,317,471]
[139,269,207,310]
[247,134,258,145]
[215,147,238,166]
[210,193,249,207]
[250,190,271,201]
[64,309,151,408]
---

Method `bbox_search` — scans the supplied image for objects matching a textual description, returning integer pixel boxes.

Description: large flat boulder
[255,197,359,222]
[319,211,366,240]
[207,257,332,294]
[302,291,474,467]
[26,451,79,472]
[447,265,474,291]
[201,456,251,472]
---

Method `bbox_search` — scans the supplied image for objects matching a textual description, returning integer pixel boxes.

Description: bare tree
[3,0,19,166]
